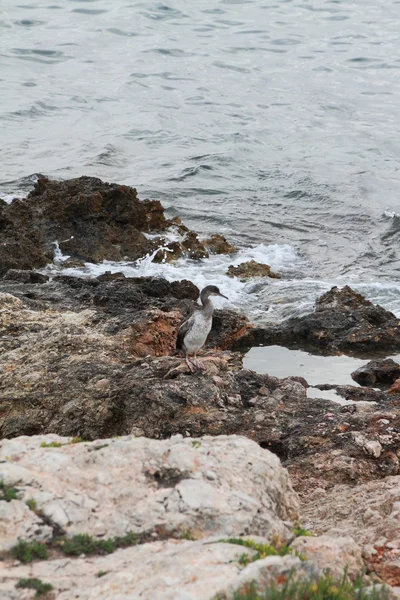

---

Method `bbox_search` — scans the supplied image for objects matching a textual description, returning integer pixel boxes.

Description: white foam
[0,194,19,204]
[43,240,303,312]
[383,209,400,219]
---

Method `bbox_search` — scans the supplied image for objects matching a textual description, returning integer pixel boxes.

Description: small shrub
[26,498,38,512]
[223,538,292,563]
[239,553,251,566]
[11,540,49,563]
[0,480,18,502]
[232,572,390,600]
[40,441,62,448]
[58,531,138,556]
[293,525,313,538]
[180,529,196,541]
[69,437,84,444]
[16,578,53,597]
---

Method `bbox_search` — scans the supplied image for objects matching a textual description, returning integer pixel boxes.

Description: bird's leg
[185,353,196,373]
[193,353,205,371]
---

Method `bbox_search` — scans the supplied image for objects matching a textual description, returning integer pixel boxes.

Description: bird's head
[201,285,228,300]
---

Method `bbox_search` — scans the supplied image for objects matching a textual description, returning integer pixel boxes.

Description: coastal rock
[290,535,364,581]
[389,379,400,395]
[0,539,320,600]
[204,234,237,255]
[351,359,400,388]
[0,177,235,274]
[235,286,400,354]
[227,260,280,280]
[1,283,400,492]
[0,434,299,544]
[300,476,400,586]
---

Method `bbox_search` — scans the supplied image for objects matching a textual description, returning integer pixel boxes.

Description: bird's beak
[218,292,228,300]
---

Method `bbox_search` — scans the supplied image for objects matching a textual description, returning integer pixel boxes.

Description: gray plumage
[176,285,228,372]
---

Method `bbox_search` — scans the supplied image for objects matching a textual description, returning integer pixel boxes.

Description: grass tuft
[180,529,196,540]
[96,570,110,578]
[26,498,38,512]
[57,531,139,556]
[293,525,313,538]
[231,572,390,600]
[11,540,49,563]
[223,538,293,563]
[69,437,84,444]
[40,441,62,448]
[16,578,53,597]
[0,480,18,502]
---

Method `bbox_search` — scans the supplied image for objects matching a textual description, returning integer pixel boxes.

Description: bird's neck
[200,294,214,316]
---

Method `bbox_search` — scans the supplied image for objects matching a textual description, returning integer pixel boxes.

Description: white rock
[0,434,299,544]
[0,538,318,600]
[291,535,364,581]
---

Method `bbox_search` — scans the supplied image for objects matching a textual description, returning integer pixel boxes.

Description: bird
[176,285,228,373]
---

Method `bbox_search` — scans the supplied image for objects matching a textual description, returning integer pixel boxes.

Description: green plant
[180,529,196,540]
[293,525,313,538]
[57,531,139,556]
[11,540,49,563]
[191,441,202,449]
[239,553,251,566]
[16,578,53,597]
[0,480,18,502]
[96,570,110,578]
[70,437,84,444]
[40,441,62,448]
[231,572,390,600]
[223,538,293,563]
[26,498,38,512]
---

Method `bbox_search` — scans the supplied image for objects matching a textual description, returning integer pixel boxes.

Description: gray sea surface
[2,0,400,323]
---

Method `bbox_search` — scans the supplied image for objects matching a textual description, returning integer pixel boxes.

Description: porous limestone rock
[300,475,400,586]
[0,434,299,544]
[0,538,319,600]
[291,535,364,581]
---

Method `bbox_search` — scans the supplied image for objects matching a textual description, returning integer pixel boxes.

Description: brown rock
[352,359,400,388]
[389,379,400,395]
[203,234,237,255]
[128,309,184,358]
[236,286,400,355]
[227,260,281,279]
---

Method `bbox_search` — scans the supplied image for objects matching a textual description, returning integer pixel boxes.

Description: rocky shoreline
[1,177,400,598]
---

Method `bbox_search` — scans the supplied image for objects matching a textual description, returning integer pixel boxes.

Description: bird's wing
[176,312,196,350]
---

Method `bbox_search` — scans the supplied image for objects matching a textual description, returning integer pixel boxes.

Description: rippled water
[2,0,400,322]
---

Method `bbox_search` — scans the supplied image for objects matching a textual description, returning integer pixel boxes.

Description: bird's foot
[193,358,206,371]
[185,357,197,373]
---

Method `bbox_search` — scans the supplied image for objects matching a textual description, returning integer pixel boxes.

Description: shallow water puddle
[244,345,400,404]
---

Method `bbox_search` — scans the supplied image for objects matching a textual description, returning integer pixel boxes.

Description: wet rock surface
[0,177,236,275]
[227,260,281,280]
[235,285,400,355]
[352,359,400,388]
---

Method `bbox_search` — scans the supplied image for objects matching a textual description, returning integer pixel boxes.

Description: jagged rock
[0,539,321,600]
[235,286,400,355]
[204,234,237,255]
[389,379,400,395]
[227,260,280,280]
[0,177,236,274]
[300,476,400,586]
[0,434,299,545]
[352,359,400,388]
[291,535,364,582]
[3,269,49,284]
